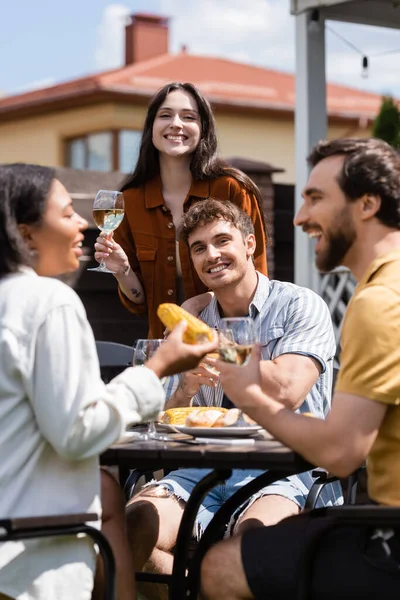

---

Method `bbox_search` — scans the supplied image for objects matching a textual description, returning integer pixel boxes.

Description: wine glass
[132,339,170,441]
[218,318,256,366]
[88,190,125,273]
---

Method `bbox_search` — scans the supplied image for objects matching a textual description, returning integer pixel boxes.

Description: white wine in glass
[88,189,125,273]
[218,318,256,366]
[132,339,169,441]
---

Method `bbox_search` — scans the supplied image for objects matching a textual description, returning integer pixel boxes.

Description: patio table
[101,436,313,599]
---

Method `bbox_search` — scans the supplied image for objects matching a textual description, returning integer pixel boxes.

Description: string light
[362,56,369,78]
[308,9,320,34]
[326,24,400,79]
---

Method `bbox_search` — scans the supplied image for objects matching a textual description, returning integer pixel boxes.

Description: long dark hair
[120,82,267,239]
[0,163,55,277]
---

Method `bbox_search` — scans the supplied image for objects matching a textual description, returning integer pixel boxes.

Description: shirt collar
[249,272,271,317]
[357,249,400,288]
[18,265,37,276]
[208,271,271,320]
[144,174,211,209]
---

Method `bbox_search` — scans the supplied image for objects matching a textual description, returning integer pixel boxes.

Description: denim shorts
[145,468,342,539]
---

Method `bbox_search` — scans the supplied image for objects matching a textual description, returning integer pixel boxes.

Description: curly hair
[308,138,400,228]
[180,198,254,245]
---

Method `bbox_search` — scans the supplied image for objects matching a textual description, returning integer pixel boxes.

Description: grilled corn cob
[157,303,214,344]
[161,407,227,425]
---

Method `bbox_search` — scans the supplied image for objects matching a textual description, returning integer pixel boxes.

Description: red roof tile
[0,51,383,121]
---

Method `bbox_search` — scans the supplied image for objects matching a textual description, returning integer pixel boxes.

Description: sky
[1,0,400,97]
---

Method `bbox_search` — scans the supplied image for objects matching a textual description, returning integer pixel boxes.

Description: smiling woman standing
[94,82,268,339]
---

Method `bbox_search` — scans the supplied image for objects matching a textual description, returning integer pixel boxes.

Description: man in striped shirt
[127,199,342,588]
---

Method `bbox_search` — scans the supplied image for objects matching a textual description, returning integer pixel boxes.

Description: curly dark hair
[180,198,254,245]
[120,81,267,239]
[308,138,400,228]
[0,163,55,277]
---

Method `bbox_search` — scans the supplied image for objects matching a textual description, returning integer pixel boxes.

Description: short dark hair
[308,138,400,228]
[0,163,55,277]
[181,198,254,245]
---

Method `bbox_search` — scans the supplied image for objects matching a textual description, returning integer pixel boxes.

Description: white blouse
[0,268,165,599]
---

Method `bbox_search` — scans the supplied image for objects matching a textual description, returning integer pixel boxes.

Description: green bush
[372,96,400,149]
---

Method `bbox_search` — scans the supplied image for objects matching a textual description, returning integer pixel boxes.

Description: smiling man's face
[294,155,358,273]
[188,218,256,290]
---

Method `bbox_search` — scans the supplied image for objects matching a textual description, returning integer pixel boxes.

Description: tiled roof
[0,51,383,121]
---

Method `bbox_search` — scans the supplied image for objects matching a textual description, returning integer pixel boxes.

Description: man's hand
[177,362,219,402]
[147,321,219,378]
[215,344,263,410]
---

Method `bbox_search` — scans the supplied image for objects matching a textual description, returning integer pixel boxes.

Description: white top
[0,268,165,600]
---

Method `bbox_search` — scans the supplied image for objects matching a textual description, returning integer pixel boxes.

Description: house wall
[0,102,371,184]
[216,112,371,184]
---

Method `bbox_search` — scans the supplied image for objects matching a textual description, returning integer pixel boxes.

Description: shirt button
[167,255,174,262]
[167,289,174,296]
[167,222,174,229]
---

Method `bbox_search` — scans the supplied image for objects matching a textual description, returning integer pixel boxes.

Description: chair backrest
[96,341,134,383]
[96,341,134,367]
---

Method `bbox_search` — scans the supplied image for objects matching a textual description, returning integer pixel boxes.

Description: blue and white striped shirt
[165,272,336,417]
[164,272,342,507]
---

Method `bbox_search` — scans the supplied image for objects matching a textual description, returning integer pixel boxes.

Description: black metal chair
[0,513,116,599]
[96,340,134,384]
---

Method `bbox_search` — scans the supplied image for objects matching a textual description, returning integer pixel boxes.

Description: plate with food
[158,407,262,437]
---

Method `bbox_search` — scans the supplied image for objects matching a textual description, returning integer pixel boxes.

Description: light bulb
[362,56,369,78]
[308,9,320,34]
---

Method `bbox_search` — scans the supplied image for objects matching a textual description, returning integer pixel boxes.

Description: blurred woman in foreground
[0,163,217,600]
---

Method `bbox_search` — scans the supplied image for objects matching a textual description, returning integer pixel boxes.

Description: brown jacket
[114,174,268,339]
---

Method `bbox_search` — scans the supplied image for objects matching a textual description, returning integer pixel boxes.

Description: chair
[0,512,116,600]
[96,340,134,384]
[296,505,400,600]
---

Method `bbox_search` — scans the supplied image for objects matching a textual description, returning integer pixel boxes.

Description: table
[101,438,313,599]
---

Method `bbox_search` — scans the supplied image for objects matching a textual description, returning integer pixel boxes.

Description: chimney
[125,13,169,66]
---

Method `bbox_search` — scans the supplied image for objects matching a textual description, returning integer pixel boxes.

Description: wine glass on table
[218,318,256,366]
[88,190,125,273]
[132,339,170,441]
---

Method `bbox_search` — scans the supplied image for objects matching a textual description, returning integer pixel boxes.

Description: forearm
[259,361,306,410]
[245,388,359,477]
[114,264,145,305]
[165,386,193,409]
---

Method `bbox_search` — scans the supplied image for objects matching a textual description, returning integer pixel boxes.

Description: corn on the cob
[161,407,227,425]
[157,303,214,344]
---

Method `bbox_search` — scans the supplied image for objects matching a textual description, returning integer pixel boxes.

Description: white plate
[172,425,262,437]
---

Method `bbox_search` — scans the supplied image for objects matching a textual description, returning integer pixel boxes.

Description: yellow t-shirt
[335,250,400,506]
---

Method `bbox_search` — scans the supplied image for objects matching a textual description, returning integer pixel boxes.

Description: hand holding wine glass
[218,318,256,366]
[89,190,125,273]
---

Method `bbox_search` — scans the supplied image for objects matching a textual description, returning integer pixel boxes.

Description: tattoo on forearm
[130,288,141,298]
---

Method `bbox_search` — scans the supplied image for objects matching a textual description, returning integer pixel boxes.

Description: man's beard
[316,210,356,273]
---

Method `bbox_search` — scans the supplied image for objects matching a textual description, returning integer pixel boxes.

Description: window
[119,130,141,173]
[68,138,86,170]
[66,129,141,172]
[87,132,113,171]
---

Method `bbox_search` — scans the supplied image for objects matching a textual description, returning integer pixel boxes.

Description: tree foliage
[372,96,400,149]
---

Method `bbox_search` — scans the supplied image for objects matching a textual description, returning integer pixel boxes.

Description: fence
[320,267,357,365]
